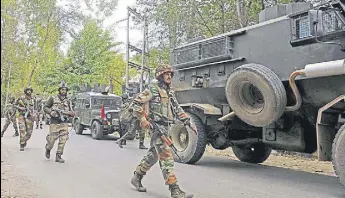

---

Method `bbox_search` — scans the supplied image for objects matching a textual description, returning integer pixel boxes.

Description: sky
[58,0,143,54]
[104,0,142,53]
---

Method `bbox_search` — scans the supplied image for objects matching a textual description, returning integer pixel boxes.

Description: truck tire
[225,63,287,127]
[91,121,103,140]
[74,119,84,135]
[232,143,272,163]
[332,124,345,187]
[170,112,207,164]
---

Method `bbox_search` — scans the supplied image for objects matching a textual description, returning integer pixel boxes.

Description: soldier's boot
[12,131,19,137]
[139,142,148,150]
[55,154,65,163]
[45,149,51,159]
[116,139,126,148]
[40,124,43,129]
[131,171,147,192]
[169,184,194,198]
[36,125,39,129]
[20,144,25,151]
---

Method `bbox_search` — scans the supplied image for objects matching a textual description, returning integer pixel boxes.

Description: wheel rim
[171,127,190,152]
[238,81,264,114]
[92,124,97,137]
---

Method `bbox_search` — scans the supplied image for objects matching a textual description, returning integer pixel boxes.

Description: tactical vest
[52,95,71,112]
[17,96,35,115]
[148,84,174,122]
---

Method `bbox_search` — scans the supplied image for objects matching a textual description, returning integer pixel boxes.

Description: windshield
[92,98,121,108]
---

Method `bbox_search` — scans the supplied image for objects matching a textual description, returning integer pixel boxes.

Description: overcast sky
[58,0,142,54]
[104,0,142,53]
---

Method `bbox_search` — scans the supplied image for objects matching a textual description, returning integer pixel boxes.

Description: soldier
[116,94,148,149]
[15,87,35,151]
[130,64,196,198]
[44,81,75,163]
[1,96,19,137]
[34,93,43,129]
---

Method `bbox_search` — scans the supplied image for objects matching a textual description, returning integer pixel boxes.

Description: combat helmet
[9,96,15,103]
[155,64,174,79]
[24,87,33,93]
[58,80,68,92]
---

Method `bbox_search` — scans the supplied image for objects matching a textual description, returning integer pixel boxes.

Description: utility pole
[124,6,150,94]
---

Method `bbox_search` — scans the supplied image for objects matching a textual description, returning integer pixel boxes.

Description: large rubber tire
[232,143,272,163]
[169,112,207,164]
[91,121,103,140]
[74,119,84,135]
[225,63,287,127]
[332,124,345,188]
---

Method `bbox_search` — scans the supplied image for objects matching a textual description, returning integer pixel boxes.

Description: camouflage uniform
[116,94,148,149]
[34,94,43,129]
[44,81,74,163]
[1,97,19,137]
[130,64,194,198]
[15,87,35,151]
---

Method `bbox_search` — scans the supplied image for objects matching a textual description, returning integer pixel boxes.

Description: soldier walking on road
[117,94,148,149]
[44,81,75,163]
[1,96,19,137]
[15,87,35,151]
[130,64,196,198]
[34,93,43,129]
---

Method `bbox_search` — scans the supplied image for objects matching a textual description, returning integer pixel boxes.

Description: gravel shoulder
[204,146,335,176]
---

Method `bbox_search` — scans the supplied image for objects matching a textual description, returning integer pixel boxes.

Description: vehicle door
[84,96,92,125]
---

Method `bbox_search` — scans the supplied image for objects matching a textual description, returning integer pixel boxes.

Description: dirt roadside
[204,146,335,176]
[1,143,38,198]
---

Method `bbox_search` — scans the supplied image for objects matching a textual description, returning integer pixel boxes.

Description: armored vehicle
[73,88,122,140]
[169,1,345,187]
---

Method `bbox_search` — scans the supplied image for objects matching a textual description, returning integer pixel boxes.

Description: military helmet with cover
[8,96,15,103]
[155,64,174,79]
[24,87,33,93]
[58,80,68,92]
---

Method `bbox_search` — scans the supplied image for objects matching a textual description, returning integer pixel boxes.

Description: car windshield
[92,97,121,108]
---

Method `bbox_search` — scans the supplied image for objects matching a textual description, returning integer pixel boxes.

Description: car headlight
[106,113,111,119]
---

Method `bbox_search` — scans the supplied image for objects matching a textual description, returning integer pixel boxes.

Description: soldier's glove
[183,118,197,135]
[50,111,57,117]
[140,119,152,129]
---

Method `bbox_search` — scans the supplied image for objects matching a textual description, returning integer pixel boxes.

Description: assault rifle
[51,108,68,122]
[150,120,184,163]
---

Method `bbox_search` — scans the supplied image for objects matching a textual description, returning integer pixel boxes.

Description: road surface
[1,120,344,198]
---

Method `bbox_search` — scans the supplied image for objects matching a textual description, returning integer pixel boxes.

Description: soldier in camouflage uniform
[116,93,148,149]
[44,81,75,163]
[34,93,43,129]
[130,64,195,198]
[15,87,35,151]
[1,96,19,137]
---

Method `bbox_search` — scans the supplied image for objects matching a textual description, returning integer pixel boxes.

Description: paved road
[1,120,344,198]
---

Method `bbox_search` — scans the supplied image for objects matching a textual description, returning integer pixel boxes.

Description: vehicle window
[92,98,121,108]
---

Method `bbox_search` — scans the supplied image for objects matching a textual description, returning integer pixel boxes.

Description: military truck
[169,1,345,187]
[73,85,122,140]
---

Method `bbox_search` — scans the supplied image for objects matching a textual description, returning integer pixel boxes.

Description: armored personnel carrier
[170,1,345,187]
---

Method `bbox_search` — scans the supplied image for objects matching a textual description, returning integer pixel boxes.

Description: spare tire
[169,112,207,164]
[225,63,287,127]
